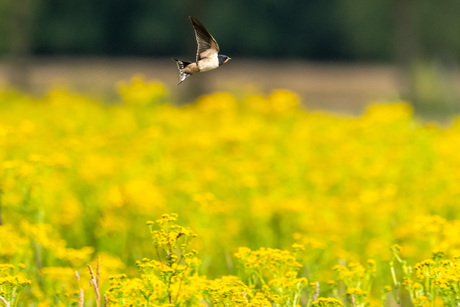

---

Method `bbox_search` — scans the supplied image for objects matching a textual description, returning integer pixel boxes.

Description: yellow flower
[196,92,238,113]
[117,75,168,106]
[311,297,344,306]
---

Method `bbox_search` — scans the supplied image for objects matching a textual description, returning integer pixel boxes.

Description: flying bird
[172,16,231,85]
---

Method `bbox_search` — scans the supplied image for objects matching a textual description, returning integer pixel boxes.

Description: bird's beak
[224,57,231,63]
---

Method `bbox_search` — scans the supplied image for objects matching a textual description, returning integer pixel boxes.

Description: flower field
[1,76,460,306]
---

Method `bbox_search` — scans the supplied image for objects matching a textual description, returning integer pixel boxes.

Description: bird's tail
[171,58,192,85]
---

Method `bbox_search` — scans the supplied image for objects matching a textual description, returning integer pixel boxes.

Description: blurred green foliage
[0,0,460,61]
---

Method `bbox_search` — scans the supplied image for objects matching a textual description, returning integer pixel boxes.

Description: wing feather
[189,16,219,62]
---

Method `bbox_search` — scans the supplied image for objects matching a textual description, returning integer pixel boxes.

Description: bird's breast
[198,57,219,72]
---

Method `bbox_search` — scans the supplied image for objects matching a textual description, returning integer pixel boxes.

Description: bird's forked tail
[171,58,192,85]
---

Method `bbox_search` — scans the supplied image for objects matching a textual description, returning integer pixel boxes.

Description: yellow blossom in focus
[311,297,344,306]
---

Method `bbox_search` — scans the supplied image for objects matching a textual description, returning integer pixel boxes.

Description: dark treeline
[1,0,460,62]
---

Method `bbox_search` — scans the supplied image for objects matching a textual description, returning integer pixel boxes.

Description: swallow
[172,16,231,85]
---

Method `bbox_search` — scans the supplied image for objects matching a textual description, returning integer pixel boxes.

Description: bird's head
[218,55,231,66]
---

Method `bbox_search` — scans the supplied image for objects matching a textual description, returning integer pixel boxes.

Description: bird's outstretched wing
[189,16,220,62]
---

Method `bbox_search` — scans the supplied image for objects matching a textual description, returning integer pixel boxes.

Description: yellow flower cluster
[234,246,309,306]
[104,215,343,307]
[331,261,375,306]
[117,75,169,106]
[235,247,302,281]
[0,264,31,306]
[390,247,460,306]
[311,297,344,307]
[204,276,256,306]
[1,76,460,305]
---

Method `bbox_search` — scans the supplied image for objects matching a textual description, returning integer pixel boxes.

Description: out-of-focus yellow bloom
[196,92,238,113]
[117,75,169,106]
[243,89,301,114]
[0,226,28,258]
[362,101,413,122]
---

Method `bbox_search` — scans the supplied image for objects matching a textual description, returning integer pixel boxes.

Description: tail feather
[171,58,192,85]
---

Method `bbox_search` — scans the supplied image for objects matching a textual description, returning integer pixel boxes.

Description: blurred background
[0,0,459,115]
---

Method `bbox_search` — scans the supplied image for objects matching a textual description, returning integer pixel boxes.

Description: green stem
[389,261,401,304]
[12,291,21,307]
[155,247,164,269]
[0,294,10,307]
[255,269,266,286]
[174,274,185,304]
